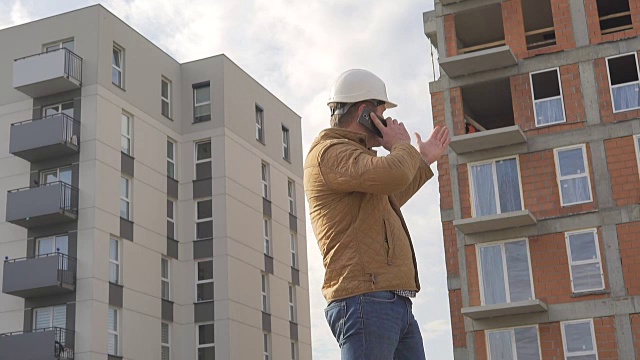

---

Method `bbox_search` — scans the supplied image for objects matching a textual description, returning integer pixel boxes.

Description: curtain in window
[496,159,522,213]
[535,97,564,125]
[514,327,541,360]
[480,245,506,305]
[560,177,590,204]
[488,331,513,360]
[564,322,594,353]
[471,163,496,217]
[505,241,533,302]
[612,83,640,112]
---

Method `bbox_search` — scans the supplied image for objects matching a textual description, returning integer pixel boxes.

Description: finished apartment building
[0,5,311,360]
[425,0,640,358]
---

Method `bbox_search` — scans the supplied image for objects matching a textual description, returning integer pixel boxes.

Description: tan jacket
[304,128,434,302]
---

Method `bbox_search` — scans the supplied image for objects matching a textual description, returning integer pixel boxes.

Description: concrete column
[614,315,636,360]
[602,225,627,297]
[568,0,590,47]
[579,61,602,126]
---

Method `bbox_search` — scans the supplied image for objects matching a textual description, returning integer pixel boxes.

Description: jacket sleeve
[392,160,434,207]
[318,141,424,195]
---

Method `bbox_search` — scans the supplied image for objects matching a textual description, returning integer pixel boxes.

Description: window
[606,53,640,113]
[290,341,298,360]
[263,332,271,360]
[282,125,290,161]
[194,83,211,123]
[167,139,176,179]
[195,140,212,180]
[121,176,131,220]
[263,218,271,256]
[469,157,523,217]
[530,68,566,127]
[288,284,297,322]
[36,234,68,256]
[34,305,66,330]
[565,229,605,293]
[256,106,265,143]
[596,0,632,35]
[561,319,598,360]
[197,323,215,360]
[41,166,72,185]
[121,113,132,155]
[44,39,74,52]
[261,273,269,313]
[635,134,640,178]
[477,239,534,305]
[161,258,171,300]
[554,145,593,206]
[486,326,541,360]
[290,233,297,269]
[167,199,176,239]
[112,44,124,87]
[261,162,270,199]
[196,259,214,302]
[161,77,171,118]
[196,199,213,240]
[109,238,121,284]
[43,101,74,118]
[108,307,120,356]
[161,322,171,360]
[287,179,296,215]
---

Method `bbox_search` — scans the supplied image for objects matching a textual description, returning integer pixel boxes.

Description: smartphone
[357,107,387,138]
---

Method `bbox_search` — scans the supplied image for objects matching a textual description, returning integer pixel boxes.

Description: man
[304,69,450,359]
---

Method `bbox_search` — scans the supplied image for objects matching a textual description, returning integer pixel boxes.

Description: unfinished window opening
[455,5,505,55]
[522,0,556,50]
[461,78,514,133]
[606,53,640,113]
[596,0,632,35]
[531,69,566,126]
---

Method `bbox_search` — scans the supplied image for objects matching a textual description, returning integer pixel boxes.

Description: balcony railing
[0,327,74,359]
[3,252,77,298]
[6,182,79,228]
[10,113,80,162]
[13,48,83,98]
[15,48,82,84]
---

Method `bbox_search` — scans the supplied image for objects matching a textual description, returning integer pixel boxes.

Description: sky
[0,0,452,358]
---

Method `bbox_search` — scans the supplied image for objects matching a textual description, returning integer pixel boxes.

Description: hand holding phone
[357,106,387,137]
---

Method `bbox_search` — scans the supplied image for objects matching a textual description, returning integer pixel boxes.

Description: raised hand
[370,113,411,151]
[415,126,451,165]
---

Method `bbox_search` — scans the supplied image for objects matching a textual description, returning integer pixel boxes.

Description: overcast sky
[0,0,452,358]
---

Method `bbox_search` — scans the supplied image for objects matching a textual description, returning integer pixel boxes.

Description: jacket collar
[317,128,377,152]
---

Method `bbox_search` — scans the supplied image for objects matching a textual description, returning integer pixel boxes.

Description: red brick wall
[443,221,459,278]
[511,64,587,136]
[466,245,480,306]
[445,14,457,57]
[432,91,453,211]
[449,289,466,348]
[605,136,640,206]
[595,316,619,359]
[457,164,471,219]
[450,87,465,136]
[632,313,640,355]
[475,331,487,360]
[585,0,640,45]
[594,53,640,123]
[540,322,564,359]
[618,222,640,295]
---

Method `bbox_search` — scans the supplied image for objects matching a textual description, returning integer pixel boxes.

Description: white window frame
[195,140,212,179]
[108,307,120,356]
[261,272,270,313]
[634,134,640,179]
[167,198,176,239]
[161,77,172,118]
[121,176,131,220]
[605,52,640,113]
[121,112,132,155]
[167,139,176,179]
[477,238,535,306]
[194,84,211,122]
[282,125,290,161]
[486,325,541,360]
[33,305,66,329]
[263,218,271,256]
[468,156,525,217]
[287,179,296,215]
[43,38,74,52]
[161,322,171,360]
[196,322,215,358]
[195,199,213,240]
[290,341,298,360]
[261,162,270,199]
[290,232,297,269]
[36,234,69,256]
[256,105,265,143]
[561,319,598,360]
[112,44,124,88]
[161,257,171,300]
[530,68,567,127]
[195,259,214,303]
[565,229,605,293]
[41,166,72,185]
[288,284,297,323]
[109,237,121,285]
[553,144,593,207]
[263,332,271,360]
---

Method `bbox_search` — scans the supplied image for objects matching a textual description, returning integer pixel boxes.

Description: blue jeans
[324,291,427,360]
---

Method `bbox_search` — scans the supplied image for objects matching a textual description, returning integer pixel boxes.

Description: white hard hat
[327,69,397,109]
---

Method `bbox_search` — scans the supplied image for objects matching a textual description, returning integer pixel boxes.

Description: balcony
[423,11,438,50]
[10,114,80,162]
[462,299,548,320]
[454,210,537,234]
[6,182,79,229]
[3,253,76,298]
[0,327,75,359]
[450,125,527,154]
[13,48,82,98]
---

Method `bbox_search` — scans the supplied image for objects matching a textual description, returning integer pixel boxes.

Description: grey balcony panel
[440,45,517,78]
[167,238,178,259]
[423,11,438,49]
[10,114,80,162]
[263,198,272,217]
[167,176,178,198]
[162,299,173,322]
[2,254,76,298]
[193,239,213,259]
[13,48,82,98]
[462,299,548,320]
[193,178,212,199]
[450,125,527,154]
[109,282,123,307]
[264,255,274,274]
[194,301,214,322]
[196,162,212,181]
[289,213,297,232]
[120,218,134,241]
[0,328,75,359]
[454,210,537,234]
[108,356,123,360]
[121,153,134,177]
[167,222,174,241]
[6,183,79,229]
[262,312,271,331]
[291,267,300,286]
[290,322,299,341]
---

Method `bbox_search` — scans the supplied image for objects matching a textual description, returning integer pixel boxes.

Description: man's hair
[329,101,369,128]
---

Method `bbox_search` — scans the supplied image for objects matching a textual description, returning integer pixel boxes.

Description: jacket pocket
[383,218,394,265]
